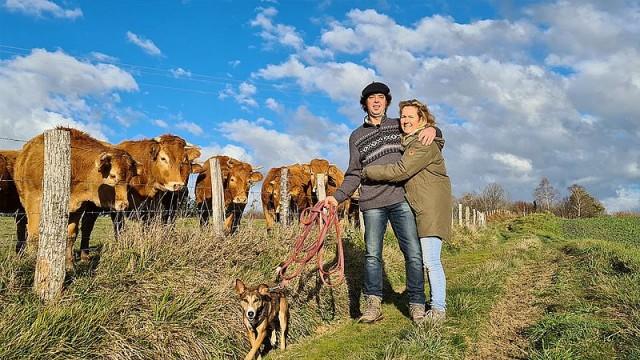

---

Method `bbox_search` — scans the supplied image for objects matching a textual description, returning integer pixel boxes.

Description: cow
[13,128,141,270]
[261,163,312,231]
[79,134,201,260]
[195,156,263,234]
[0,151,27,252]
[308,158,351,221]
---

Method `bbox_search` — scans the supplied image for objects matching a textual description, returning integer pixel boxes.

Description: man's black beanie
[361,82,390,98]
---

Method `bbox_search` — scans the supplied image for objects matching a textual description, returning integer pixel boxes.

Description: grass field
[0,213,638,359]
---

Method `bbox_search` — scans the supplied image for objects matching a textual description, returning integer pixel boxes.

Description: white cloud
[228,60,241,68]
[255,56,375,101]
[255,117,273,126]
[0,49,138,148]
[152,119,168,128]
[321,10,536,61]
[250,6,333,62]
[602,187,640,213]
[250,7,304,50]
[265,97,283,113]
[218,81,258,108]
[90,52,118,63]
[492,153,533,173]
[170,67,192,78]
[126,31,162,56]
[198,143,254,164]
[4,0,82,19]
[176,121,203,136]
[530,1,640,64]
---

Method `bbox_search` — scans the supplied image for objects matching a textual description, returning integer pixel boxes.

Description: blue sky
[1,0,639,212]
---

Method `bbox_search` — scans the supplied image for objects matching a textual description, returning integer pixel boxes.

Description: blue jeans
[362,201,426,305]
[421,236,446,310]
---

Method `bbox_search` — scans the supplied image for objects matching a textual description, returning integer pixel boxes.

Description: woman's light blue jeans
[421,236,446,311]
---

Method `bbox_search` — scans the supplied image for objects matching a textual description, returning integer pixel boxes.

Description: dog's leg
[270,328,277,347]
[279,298,289,350]
[245,324,268,360]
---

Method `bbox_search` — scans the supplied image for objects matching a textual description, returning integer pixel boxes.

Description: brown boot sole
[358,314,384,324]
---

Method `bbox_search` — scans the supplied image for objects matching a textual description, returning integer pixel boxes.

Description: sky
[0,0,639,213]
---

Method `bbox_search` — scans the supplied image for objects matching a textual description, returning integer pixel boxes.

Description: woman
[361,99,451,322]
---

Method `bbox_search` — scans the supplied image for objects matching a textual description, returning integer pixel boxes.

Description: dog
[234,279,289,360]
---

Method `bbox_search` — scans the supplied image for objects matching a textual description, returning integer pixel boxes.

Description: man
[325,82,441,323]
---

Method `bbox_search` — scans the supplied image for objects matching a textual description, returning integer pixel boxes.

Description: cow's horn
[185,142,199,148]
[253,165,263,170]
[153,136,162,142]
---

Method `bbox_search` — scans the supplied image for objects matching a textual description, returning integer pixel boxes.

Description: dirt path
[468,248,558,360]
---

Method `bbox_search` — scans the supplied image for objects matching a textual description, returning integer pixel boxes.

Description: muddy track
[468,246,558,359]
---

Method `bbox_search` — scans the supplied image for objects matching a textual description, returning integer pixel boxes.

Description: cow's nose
[166,182,185,191]
[233,195,247,204]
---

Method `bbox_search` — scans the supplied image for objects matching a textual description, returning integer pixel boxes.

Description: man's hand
[418,126,436,145]
[324,196,338,208]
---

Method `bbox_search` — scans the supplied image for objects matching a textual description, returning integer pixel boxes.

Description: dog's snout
[247,310,255,318]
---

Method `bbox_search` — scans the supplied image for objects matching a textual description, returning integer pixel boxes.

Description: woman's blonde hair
[399,99,436,127]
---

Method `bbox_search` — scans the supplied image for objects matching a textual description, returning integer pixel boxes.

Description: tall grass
[0,217,354,359]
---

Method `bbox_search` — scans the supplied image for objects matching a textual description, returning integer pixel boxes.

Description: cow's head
[309,159,330,193]
[150,135,201,192]
[286,164,312,207]
[220,156,263,205]
[96,150,141,211]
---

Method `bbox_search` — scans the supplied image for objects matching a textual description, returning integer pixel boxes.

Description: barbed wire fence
[1,129,515,299]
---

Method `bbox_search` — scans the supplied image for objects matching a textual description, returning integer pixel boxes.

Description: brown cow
[261,163,312,231]
[13,128,140,270]
[195,156,263,234]
[0,151,27,252]
[308,158,350,220]
[79,134,201,259]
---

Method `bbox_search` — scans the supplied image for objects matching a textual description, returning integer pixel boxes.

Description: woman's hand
[418,126,436,145]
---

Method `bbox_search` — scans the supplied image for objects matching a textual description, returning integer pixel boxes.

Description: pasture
[0,213,639,359]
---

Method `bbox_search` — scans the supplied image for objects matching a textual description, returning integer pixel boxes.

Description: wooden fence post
[315,173,326,226]
[473,209,477,227]
[280,167,289,226]
[465,206,470,227]
[208,158,225,235]
[34,129,71,302]
[458,204,463,226]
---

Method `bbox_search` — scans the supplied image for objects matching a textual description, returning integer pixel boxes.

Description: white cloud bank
[4,0,82,19]
[0,49,138,148]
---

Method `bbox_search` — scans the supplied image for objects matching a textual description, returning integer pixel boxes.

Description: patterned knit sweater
[334,116,442,211]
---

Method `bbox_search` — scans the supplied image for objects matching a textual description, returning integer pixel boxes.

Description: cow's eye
[109,174,116,180]
[161,157,167,162]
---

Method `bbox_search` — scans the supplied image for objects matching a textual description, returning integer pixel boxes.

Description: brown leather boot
[358,295,383,323]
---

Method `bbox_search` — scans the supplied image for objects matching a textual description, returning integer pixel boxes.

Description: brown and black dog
[234,279,289,360]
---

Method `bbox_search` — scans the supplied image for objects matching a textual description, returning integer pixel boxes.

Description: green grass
[1,213,639,359]
[524,214,640,360]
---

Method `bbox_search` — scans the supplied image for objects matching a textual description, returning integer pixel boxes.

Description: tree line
[456,178,606,219]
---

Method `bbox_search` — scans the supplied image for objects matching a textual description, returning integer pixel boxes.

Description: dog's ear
[257,284,270,297]
[234,279,246,295]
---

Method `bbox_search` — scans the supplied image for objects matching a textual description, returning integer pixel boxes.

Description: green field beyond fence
[0,214,638,359]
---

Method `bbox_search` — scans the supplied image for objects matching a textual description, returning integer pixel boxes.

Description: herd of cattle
[0,127,357,270]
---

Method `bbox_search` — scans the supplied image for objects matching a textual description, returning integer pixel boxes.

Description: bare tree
[479,183,507,212]
[533,177,558,211]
